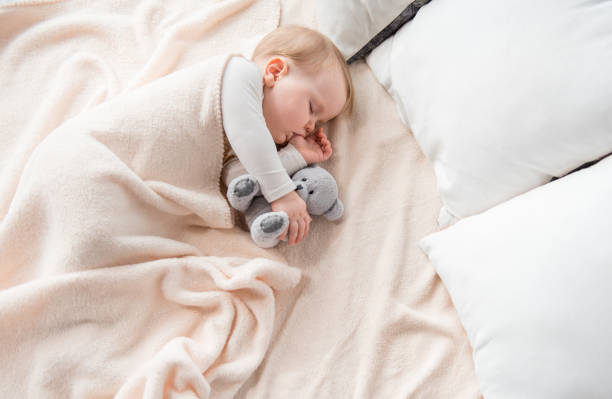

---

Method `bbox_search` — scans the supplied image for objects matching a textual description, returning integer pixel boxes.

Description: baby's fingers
[296,219,307,244]
[279,226,288,241]
[315,129,330,145]
[303,218,310,241]
[288,220,299,245]
[320,137,332,158]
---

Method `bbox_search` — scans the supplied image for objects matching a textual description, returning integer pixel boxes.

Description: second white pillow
[420,155,612,399]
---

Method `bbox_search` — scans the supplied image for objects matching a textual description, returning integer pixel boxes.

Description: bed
[1,0,611,398]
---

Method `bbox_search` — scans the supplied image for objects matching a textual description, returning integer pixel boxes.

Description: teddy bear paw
[227,174,259,212]
[250,211,289,248]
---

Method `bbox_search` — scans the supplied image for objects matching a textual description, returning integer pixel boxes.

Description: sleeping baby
[219,25,354,245]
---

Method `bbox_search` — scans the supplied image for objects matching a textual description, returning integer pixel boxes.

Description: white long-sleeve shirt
[221,56,306,202]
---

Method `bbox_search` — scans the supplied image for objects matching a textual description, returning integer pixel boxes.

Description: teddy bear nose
[295,184,303,190]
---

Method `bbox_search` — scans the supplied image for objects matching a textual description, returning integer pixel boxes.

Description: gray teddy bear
[227,165,344,248]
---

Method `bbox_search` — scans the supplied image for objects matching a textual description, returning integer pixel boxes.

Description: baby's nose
[305,119,315,133]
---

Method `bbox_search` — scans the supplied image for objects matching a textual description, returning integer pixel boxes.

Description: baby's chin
[272,136,290,147]
[273,131,293,146]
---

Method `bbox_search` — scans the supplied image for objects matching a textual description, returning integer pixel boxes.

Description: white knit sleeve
[221,57,295,202]
[223,143,308,187]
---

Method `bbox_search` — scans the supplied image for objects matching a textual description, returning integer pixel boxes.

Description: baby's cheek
[281,101,302,125]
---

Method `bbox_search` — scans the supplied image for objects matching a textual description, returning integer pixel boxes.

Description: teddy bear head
[292,166,344,221]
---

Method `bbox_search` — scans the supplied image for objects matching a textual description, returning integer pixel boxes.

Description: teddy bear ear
[324,198,344,221]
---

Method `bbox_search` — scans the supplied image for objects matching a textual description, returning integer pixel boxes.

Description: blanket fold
[0,256,299,399]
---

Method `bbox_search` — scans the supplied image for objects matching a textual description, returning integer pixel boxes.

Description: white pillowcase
[381,0,612,226]
[420,155,612,399]
[315,0,415,59]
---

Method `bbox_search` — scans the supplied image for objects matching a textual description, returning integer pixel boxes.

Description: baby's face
[260,58,347,145]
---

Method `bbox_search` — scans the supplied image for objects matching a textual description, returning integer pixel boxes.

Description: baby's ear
[263,57,288,87]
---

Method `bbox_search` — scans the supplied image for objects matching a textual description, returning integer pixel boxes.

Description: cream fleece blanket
[0,1,302,398]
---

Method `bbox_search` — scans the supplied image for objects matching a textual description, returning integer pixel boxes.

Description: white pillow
[382,0,612,226]
[315,0,416,59]
[420,155,612,399]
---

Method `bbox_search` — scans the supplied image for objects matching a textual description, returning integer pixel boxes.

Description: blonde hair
[252,25,354,116]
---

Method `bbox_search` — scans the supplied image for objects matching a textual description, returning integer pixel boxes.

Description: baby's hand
[270,191,311,245]
[290,127,333,164]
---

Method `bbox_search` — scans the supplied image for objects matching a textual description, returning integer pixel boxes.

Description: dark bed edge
[347,0,432,64]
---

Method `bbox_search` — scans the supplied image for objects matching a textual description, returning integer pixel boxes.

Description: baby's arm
[223,127,333,186]
[222,57,296,201]
[222,144,306,188]
[222,57,310,245]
